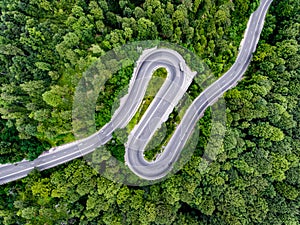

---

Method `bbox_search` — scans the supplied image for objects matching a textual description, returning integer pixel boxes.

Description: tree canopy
[0,0,299,224]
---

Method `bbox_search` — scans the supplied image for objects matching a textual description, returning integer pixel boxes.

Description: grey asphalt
[0,0,273,184]
[126,0,273,180]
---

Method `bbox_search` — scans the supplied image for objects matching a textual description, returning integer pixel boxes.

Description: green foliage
[0,0,299,225]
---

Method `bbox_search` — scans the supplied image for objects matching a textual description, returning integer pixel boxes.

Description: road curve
[0,0,273,184]
[0,48,196,184]
[125,0,274,180]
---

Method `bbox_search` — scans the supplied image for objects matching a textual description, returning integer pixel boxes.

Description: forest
[0,0,299,224]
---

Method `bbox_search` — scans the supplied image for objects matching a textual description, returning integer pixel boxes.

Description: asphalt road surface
[125,0,274,180]
[0,0,273,184]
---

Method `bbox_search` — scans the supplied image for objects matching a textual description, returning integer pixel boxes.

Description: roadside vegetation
[127,67,167,132]
[0,0,299,224]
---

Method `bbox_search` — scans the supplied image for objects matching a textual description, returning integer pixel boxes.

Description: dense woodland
[0,0,299,224]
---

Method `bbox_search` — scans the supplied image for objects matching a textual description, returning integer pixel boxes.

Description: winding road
[0,0,273,184]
